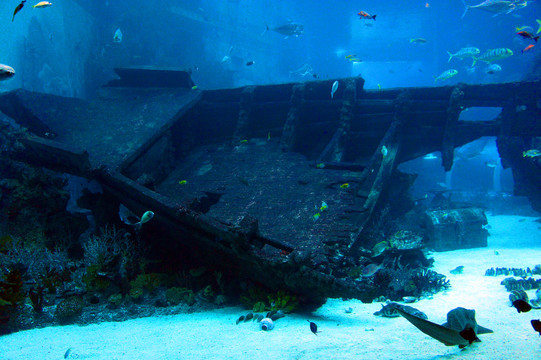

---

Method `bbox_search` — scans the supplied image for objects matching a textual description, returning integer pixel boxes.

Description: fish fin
[394,306,469,347]
[372,15,377,21]
[261,24,269,36]
[537,19,541,34]
[471,57,477,67]
[447,51,453,63]
[461,0,468,18]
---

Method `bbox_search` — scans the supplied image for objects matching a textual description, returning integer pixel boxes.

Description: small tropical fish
[372,241,388,257]
[447,47,480,62]
[178,180,187,185]
[0,64,16,81]
[340,183,349,189]
[532,319,541,335]
[267,132,271,141]
[33,1,52,8]
[316,163,325,169]
[312,213,321,221]
[64,348,71,359]
[331,80,339,98]
[522,44,535,53]
[423,153,438,160]
[515,25,534,32]
[485,160,498,168]
[513,299,532,313]
[377,83,382,90]
[139,211,154,224]
[345,54,356,59]
[517,31,539,42]
[523,149,541,157]
[472,48,513,67]
[307,320,319,335]
[381,145,388,157]
[246,60,255,66]
[485,64,501,74]
[239,139,248,144]
[191,86,198,90]
[434,69,458,83]
[358,11,376,20]
[12,0,26,22]
[346,56,362,63]
[425,2,430,8]
[450,265,464,275]
[410,38,428,44]
[320,201,328,212]
[113,28,122,43]
[362,263,383,277]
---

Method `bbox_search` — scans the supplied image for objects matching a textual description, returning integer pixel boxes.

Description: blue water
[89,0,539,89]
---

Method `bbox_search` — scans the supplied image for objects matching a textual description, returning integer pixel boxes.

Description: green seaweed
[165,287,195,306]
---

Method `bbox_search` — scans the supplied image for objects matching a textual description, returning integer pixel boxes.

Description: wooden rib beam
[232,86,255,145]
[280,83,305,151]
[441,85,464,171]
[316,79,356,163]
[347,91,410,251]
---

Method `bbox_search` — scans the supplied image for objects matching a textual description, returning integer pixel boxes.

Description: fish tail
[261,24,269,36]
[535,36,539,42]
[447,51,453,63]
[372,15,377,21]
[461,0,468,18]
[471,57,477,67]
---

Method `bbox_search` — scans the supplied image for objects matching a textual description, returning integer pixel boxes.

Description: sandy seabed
[0,215,540,360]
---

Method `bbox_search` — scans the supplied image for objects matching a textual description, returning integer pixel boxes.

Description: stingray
[394,306,493,348]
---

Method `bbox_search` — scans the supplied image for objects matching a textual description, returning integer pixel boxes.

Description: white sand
[1,215,540,360]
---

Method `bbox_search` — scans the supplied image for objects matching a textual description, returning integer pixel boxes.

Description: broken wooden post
[316,79,356,163]
[280,83,305,151]
[233,86,255,145]
[347,90,410,251]
[442,85,464,171]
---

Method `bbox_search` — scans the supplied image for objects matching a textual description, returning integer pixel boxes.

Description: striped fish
[472,48,513,66]
[447,47,480,62]
[434,69,458,83]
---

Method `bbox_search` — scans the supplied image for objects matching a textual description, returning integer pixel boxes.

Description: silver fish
[264,23,304,38]
[462,0,517,18]
[0,64,15,81]
[331,80,339,98]
[447,47,480,62]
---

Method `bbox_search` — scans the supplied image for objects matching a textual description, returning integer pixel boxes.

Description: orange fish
[522,44,535,53]
[12,0,26,22]
[425,2,430,8]
[358,11,376,20]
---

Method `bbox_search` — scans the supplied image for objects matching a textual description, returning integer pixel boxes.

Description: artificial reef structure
[1,67,540,306]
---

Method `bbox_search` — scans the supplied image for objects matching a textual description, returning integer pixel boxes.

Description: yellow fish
[179,180,187,185]
[340,183,349,189]
[191,85,198,90]
[523,149,541,158]
[320,201,328,212]
[312,213,321,221]
[240,139,248,144]
[316,163,325,169]
[33,1,52,8]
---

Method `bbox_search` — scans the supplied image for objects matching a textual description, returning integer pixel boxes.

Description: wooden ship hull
[1,67,540,302]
